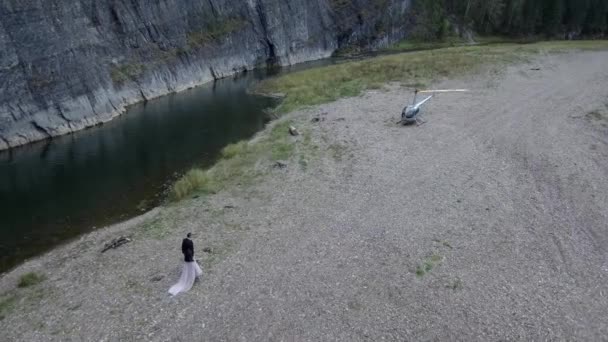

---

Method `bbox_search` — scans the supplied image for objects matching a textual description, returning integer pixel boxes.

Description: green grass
[415,254,443,278]
[0,285,47,322]
[17,272,45,288]
[387,35,555,54]
[221,141,248,159]
[257,40,608,114]
[387,36,470,52]
[200,240,237,270]
[473,35,541,45]
[295,126,321,170]
[137,210,179,239]
[171,169,214,201]
[0,294,18,320]
[169,120,297,201]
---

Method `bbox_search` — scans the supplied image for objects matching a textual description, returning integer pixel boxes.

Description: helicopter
[400,89,468,125]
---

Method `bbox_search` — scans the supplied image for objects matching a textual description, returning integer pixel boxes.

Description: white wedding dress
[168,260,203,296]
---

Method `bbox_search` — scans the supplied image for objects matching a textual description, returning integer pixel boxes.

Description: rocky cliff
[0,0,411,150]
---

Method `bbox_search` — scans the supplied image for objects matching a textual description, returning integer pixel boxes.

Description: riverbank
[256,40,608,114]
[0,72,276,274]
[0,0,411,151]
[2,44,608,340]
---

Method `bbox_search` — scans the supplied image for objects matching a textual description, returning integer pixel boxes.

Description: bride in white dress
[169,233,203,296]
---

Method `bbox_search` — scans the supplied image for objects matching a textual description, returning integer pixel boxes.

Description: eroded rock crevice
[0,0,411,150]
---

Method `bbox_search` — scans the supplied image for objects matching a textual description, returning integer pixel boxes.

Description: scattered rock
[446,278,463,290]
[150,275,164,282]
[335,118,346,122]
[224,205,236,209]
[68,303,82,311]
[202,247,213,254]
[288,126,299,136]
[101,236,132,253]
[311,117,325,123]
[273,161,288,169]
[530,68,541,71]
[192,195,200,199]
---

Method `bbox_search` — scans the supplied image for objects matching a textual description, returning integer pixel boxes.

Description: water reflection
[0,71,276,272]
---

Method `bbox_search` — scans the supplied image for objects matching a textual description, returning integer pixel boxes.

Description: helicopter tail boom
[413,95,434,109]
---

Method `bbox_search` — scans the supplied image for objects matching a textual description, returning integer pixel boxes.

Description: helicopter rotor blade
[417,89,469,94]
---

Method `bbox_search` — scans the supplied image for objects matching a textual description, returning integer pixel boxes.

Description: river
[0,64,320,273]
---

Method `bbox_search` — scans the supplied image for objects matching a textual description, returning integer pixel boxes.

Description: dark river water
[0,68,291,273]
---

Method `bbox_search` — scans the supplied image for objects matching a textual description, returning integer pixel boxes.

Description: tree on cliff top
[412,0,608,38]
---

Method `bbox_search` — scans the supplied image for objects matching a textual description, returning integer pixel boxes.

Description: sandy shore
[1,50,608,341]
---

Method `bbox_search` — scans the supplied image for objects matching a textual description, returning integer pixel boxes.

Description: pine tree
[583,0,608,35]
[410,0,607,39]
[411,0,448,40]
[563,0,590,33]
[542,0,564,36]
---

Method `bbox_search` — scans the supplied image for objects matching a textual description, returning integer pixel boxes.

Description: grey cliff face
[0,0,411,150]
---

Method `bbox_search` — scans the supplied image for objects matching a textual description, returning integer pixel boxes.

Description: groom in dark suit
[181,232,195,262]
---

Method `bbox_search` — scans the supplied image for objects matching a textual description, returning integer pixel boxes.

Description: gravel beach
[1,50,608,341]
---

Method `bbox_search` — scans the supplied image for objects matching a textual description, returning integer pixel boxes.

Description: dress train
[168,260,203,296]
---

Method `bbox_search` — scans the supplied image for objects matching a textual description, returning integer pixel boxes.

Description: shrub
[110,63,146,85]
[170,169,214,201]
[188,18,247,48]
[17,272,45,288]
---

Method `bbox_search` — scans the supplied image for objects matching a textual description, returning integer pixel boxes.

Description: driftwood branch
[101,236,132,253]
